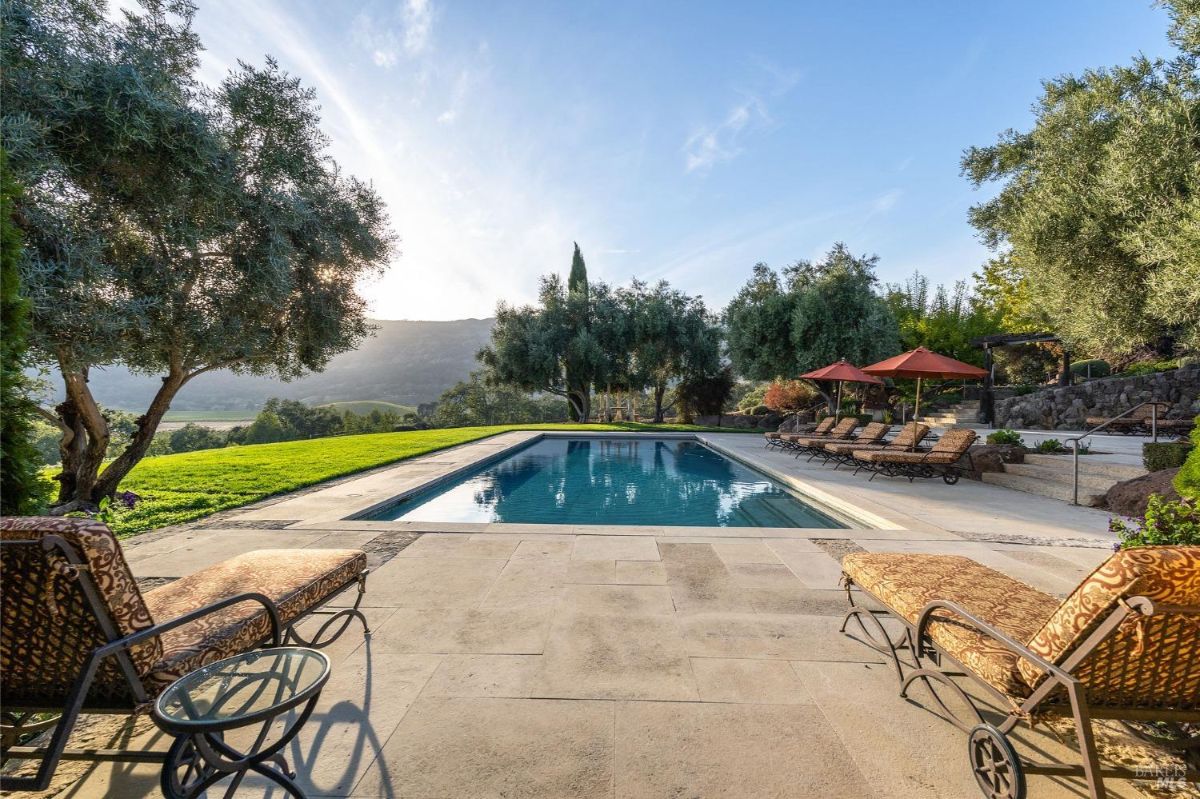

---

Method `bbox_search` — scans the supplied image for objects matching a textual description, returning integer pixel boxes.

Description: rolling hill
[73,318,495,411]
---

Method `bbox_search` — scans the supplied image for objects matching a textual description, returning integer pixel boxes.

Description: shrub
[1174,415,1200,501]
[1012,385,1037,396]
[855,413,873,425]
[1110,495,1200,548]
[168,423,226,454]
[1119,358,1179,377]
[1035,438,1066,453]
[736,383,768,412]
[751,404,771,416]
[1069,359,1111,379]
[762,379,817,412]
[1143,442,1194,473]
[987,429,1025,447]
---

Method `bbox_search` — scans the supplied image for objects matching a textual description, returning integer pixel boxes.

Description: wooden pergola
[971,332,1069,425]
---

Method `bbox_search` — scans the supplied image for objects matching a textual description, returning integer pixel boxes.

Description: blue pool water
[363,437,844,528]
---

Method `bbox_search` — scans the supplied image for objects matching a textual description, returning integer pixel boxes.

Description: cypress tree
[1,149,49,514]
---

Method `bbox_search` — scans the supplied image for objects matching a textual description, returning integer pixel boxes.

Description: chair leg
[1066,683,1107,799]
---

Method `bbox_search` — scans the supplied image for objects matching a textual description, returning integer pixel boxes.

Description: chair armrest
[913,599,1072,684]
[97,592,283,659]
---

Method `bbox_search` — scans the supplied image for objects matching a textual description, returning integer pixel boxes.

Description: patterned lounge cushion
[1,517,163,678]
[1017,546,1200,707]
[142,548,366,694]
[842,553,1060,698]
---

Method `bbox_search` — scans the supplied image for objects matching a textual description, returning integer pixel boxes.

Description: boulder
[1105,468,1182,517]
[965,444,1026,479]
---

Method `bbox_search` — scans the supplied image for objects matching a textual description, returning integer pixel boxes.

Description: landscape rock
[994,366,1200,431]
[966,444,1026,479]
[1104,468,1181,517]
[694,411,787,431]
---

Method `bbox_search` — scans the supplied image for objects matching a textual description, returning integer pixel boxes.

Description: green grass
[318,400,418,416]
[95,422,746,537]
[161,409,258,422]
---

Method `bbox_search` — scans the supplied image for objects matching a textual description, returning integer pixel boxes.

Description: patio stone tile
[396,532,519,559]
[561,584,675,616]
[614,701,872,798]
[565,558,619,583]
[423,654,539,698]
[677,612,884,662]
[571,534,660,561]
[766,539,847,588]
[614,560,668,584]
[727,562,850,615]
[370,607,552,654]
[534,612,698,700]
[480,558,568,609]
[362,556,506,608]
[658,542,755,614]
[710,540,782,564]
[353,697,614,798]
[691,657,813,704]
[511,539,574,559]
[287,606,397,663]
[268,651,442,797]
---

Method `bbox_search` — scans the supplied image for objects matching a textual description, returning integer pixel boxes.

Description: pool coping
[337,431,894,532]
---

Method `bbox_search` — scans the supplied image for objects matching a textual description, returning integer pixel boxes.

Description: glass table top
[155,648,330,729]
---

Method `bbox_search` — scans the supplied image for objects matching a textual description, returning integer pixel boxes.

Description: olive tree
[2,0,394,509]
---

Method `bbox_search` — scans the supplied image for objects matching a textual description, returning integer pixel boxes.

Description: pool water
[363,437,844,528]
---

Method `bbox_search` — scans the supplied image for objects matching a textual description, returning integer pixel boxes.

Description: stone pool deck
[32,430,1166,798]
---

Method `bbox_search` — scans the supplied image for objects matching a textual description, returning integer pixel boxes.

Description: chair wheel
[968,724,1025,799]
[943,472,960,485]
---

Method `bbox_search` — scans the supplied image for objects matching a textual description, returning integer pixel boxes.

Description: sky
[114,0,1176,320]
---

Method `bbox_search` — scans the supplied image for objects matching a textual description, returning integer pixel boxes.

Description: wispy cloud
[352,0,434,69]
[683,96,768,173]
[872,189,902,213]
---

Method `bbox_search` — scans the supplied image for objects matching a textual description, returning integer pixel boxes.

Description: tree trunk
[653,383,666,423]
[91,370,187,500]
[54,366,110,508]
[567,385,590,423]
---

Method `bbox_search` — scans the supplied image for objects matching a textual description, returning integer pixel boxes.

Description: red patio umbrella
[799,359,884,421]
[861,346,987,421]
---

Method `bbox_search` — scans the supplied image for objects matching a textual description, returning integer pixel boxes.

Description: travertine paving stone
[572,534,660,561]
[691,657,813,704]
[615,701,874,798]
[354,697,614,798]
[370,607,553,654]
[423,654,539,698]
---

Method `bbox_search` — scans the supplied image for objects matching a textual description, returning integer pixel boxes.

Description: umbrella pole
[835,381,843,422]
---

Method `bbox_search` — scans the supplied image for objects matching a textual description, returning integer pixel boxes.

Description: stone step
[1001,462,1117,491]
[1021,454,1147,481]
[981,472,1107,506]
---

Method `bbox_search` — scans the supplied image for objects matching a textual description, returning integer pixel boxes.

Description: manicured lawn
[101,423,744,537]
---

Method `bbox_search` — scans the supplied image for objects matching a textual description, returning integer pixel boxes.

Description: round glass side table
[152,647,330,799]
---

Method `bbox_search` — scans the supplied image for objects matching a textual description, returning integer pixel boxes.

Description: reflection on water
[367,438,842,528]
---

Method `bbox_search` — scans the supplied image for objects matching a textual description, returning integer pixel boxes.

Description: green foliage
[2,0,394,504]
[319,401,416,417]
[1035,439,1067,453]
[675,366,736,421]
[1144,442,1194,472]
[0,147,48,513]
[724,244,900,381]
[733,383,768,412]
[1118,358,1180,377]
[1175,415,1200,500]
[883,272,1000,365]
[962,1,1200,356]
[431,373,568,427]
[987,429,1025,446]
[1110,495,1200,548]
[90,423,745,536]
[1069,359,1111,379]
[1012,385,1038,397]
[168,423,225,453]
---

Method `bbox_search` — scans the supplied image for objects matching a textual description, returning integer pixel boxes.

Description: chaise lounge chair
[766,416,835,449]
[839,545,1200,799]
[0,516,371,792]
[805,422,891,462]
[850,427,977,483]
[783,416,861,457]
[1085,403,1193,437]
[822,421,930,469]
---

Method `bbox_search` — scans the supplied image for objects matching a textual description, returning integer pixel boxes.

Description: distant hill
[74,318,495,411]
[318,400,418,416]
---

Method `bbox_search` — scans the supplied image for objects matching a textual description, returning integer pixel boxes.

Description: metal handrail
[1064,400,1165,505]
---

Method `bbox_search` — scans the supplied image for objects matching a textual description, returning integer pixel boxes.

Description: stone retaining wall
[993,366,1200,430]
[694,411,790,430]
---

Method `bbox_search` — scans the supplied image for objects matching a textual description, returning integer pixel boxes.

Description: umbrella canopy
[799,359,883,420]
[861,347,987,426]
[861,347,987,380]
[799,359,885,384]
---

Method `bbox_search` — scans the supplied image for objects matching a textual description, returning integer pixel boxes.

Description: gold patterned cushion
[1,517,163,681]
[1017,546,1200,708]
[142,548,365,693]
[842,553,1060,698]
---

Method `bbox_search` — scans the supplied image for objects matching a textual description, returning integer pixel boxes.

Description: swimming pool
[361,437,845,528]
